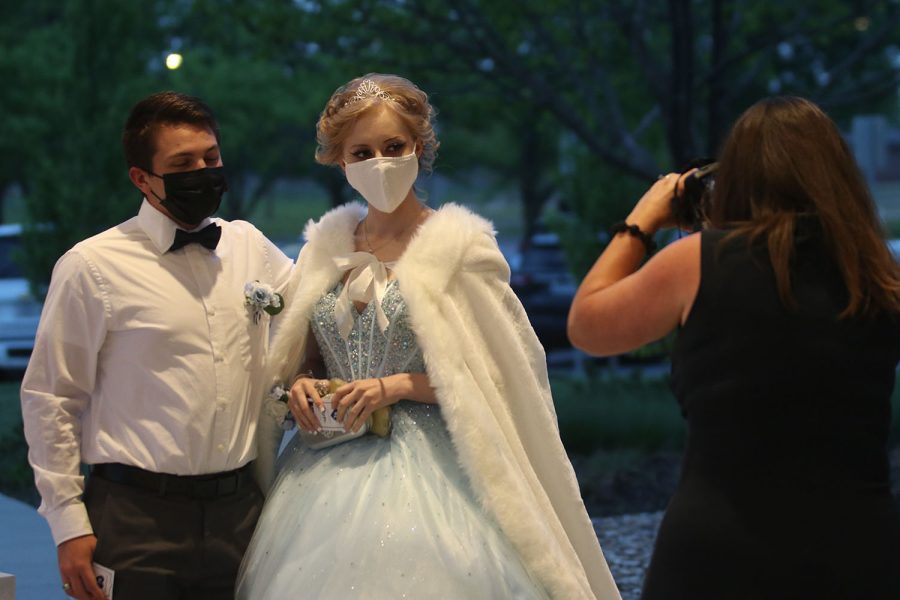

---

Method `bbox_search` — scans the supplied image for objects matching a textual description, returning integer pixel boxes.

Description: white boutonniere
[266,384,295,430]
[244,281,284,324]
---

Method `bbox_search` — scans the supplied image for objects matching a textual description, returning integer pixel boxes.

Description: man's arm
[21,250,109,598]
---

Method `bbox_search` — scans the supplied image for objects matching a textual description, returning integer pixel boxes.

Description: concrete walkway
[0,494,66,600]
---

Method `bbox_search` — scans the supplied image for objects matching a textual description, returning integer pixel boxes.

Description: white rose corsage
[244,281,284,324]
[266,384,295,430]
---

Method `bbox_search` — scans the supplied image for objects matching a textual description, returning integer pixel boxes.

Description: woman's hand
[332,377,400,433]
[625,172,684,234]
[288,377,327,433]
[625,169,697,235]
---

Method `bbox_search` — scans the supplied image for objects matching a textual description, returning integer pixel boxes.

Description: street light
[166,53,183,70]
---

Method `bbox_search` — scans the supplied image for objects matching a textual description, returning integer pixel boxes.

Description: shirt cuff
[43,501,93,546]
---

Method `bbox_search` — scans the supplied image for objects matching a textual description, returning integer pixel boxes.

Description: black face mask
[148,166,228,227]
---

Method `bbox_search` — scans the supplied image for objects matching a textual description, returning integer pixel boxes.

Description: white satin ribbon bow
[333,252,396,341]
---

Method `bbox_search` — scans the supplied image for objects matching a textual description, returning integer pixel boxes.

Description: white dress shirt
[21,200,294,545]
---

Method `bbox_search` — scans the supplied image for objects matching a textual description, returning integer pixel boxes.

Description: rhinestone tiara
[342,79,393,108]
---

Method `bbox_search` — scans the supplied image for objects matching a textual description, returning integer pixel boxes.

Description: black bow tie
[168,223,222,252]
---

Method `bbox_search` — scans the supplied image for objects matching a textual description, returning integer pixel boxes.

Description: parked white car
[0,224,42,375]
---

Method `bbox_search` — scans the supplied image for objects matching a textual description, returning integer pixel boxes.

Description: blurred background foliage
[2,0,900,291]
[3,374,900,508]
[3,0,900,509]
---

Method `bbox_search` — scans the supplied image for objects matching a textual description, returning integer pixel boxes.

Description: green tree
[244,0,565,236]
[0,1,72,224]
[163,0,339,217]
[298,0,900,240]
[1,1,165,294]
[1,0,341,290]
[5,0,900,294]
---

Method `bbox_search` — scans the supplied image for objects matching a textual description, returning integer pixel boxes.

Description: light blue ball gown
[236,279,550,599]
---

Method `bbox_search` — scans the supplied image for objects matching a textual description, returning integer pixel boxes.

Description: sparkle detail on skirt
[235,276,550,599]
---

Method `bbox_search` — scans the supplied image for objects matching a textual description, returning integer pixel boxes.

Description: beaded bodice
[311,278,427,381]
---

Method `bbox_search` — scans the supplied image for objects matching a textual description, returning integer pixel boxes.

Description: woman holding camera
[568,96,900,599]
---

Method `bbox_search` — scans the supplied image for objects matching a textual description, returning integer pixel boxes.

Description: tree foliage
[275,0,900,258]
[1,1,164,295]
[2,0,899,292]
[162,0,343,216]
[314,0,900,174]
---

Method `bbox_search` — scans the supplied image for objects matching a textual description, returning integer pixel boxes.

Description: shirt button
[208,308,216,316]
[217,405,225,412]
[215,355,224,363]
[217,443,225,451]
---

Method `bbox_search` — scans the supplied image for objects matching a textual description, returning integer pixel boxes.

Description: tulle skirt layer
[236,402,549,600]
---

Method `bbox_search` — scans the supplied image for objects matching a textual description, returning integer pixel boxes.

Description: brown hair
[122,91,220,171]
[709,96,900,317]
[315,73,439,173]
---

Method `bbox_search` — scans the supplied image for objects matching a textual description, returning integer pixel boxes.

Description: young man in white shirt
[21,91,294,600]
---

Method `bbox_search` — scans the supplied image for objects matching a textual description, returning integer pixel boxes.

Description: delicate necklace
[362,209,425,253]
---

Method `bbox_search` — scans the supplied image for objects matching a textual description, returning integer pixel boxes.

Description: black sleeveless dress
[641,227,900,599]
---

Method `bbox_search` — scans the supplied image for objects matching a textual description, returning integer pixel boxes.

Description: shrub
[552,373,686,455]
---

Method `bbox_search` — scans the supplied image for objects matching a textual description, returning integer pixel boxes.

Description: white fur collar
[301,201,496,291]
[269,201,497,383]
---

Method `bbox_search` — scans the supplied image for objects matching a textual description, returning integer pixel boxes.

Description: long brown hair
[708,96,900,318]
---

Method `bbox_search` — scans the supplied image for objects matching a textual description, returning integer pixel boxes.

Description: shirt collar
[137,199,215,254]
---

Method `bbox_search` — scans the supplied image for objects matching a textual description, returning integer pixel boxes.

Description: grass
[883,218,900,238]
[552,373,685,455]
[553,371,900,456]
[4,374,899,454]
[2,372,898,506]
[245,181,330,244]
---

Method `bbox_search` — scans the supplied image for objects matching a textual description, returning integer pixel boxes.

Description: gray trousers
[84,471,263,600]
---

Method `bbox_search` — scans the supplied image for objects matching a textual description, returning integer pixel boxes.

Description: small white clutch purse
[298,394,370,450]
[296,378,393,450]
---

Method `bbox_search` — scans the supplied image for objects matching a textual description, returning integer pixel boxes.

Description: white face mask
[345,148,418,213]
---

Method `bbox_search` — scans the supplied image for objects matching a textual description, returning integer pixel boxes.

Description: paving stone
[593,511,663,600]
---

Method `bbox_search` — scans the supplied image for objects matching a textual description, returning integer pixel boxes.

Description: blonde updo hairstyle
[315,73,440,173]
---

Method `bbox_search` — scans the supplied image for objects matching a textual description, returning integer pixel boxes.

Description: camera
[672,160,718,231]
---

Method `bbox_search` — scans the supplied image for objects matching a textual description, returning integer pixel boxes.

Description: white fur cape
[256,202,621,600]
